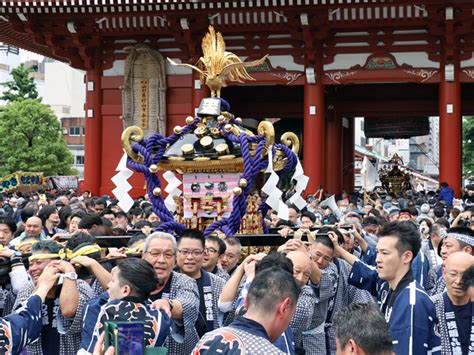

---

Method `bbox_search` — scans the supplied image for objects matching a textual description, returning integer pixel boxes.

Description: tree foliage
[0,99,74,176]
[0,64,39,102]
[463,116,474,179]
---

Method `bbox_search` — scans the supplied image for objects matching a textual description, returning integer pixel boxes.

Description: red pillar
[303,64,325,194]
[342,118,355,192]
[324,112,343,195]
[439,62,461,197]
[192,71,210,115]
[84,61,103,196]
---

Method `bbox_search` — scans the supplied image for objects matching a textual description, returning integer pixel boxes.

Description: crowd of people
[0,183,472,354]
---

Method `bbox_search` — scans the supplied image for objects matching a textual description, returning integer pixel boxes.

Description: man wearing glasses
[431,252,474,355]
[142,232,199,355]
[202,235,230,281]
[176,229,226,338]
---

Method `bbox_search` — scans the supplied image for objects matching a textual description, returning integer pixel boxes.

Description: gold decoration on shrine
[257,121,275,153]
[149,164,158,173]
[233,187,243,196]
[181,144,194,155]
[215,143,230,155]
[167,26,268,97]
[157,158,244,174]
[378,154,413,194]
[121,26,303,237]
[281,132,300,155]
[121,126,145,164]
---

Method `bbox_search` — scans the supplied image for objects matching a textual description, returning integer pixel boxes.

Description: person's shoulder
[196,327,240,343]
[101,300,156,318]
[193,327,244,352]
[337,258,353,272]
[88,291,110,305]
[102,297,123,307]
[325,261,339,273]
[8,235,24,247]
[171,271,196,288]
[429,291,445,305]
[208,271,226,287]
[195,326,284,354]
[215,267,230,280]
[18,281,34,295]
[77,279,94,293]
[300,284,316,298]
[172,270,192,282]
[408,281,436,309]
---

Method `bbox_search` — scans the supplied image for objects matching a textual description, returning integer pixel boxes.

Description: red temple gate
[0,1,472,197]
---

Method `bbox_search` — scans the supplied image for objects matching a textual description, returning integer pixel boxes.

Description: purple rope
[125,116,300,237]
[124,121,198,235]
[204,134,267,237]
[274,144,298,173]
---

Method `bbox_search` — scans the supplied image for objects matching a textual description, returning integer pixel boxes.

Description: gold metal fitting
[217,115,226,124]
[194,156,211,161]
[215,143,229,155]
[168,156,185,161]
[218,154,236,160]
[239,178,248,188]
[233,187,242,196]
[194,126,207,138]
[121,126,145,164]
[185,116,195,125]
[153,187,161,196]
[149,164,159,173]
[235,117,243,125]
[224,124,233,132]
[173,126,183,134]
[210,127,221,137]
[200,136,214,149]
[181,144,194,155]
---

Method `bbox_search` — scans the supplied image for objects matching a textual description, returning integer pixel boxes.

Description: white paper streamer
[262,147,289,221]
[361,156,380,192]
[288,157,310,211]
[111,153,134,212]
[163,170,182,212]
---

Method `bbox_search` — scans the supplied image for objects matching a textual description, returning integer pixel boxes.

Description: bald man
[9,216,46,249]
[286,250,312,287]
[430,252,474,355]
[283,250,319,354]
[284,251,315,351]
[274,249,319,355]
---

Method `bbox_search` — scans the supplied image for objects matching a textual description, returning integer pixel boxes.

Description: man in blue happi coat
[0,263,60,354]
[329,221,441,355]
[431,252,474,355]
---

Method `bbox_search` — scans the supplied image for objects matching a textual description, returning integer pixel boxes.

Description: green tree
[0,64,39,102]
[0,99,74,176]
[463,116,474,180]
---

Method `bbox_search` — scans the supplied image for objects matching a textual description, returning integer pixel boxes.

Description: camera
[458,218,471,228]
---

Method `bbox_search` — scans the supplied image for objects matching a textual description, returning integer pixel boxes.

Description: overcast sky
[20,49,44,62]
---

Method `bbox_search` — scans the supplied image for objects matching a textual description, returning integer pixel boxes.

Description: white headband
[447,233,474,247]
